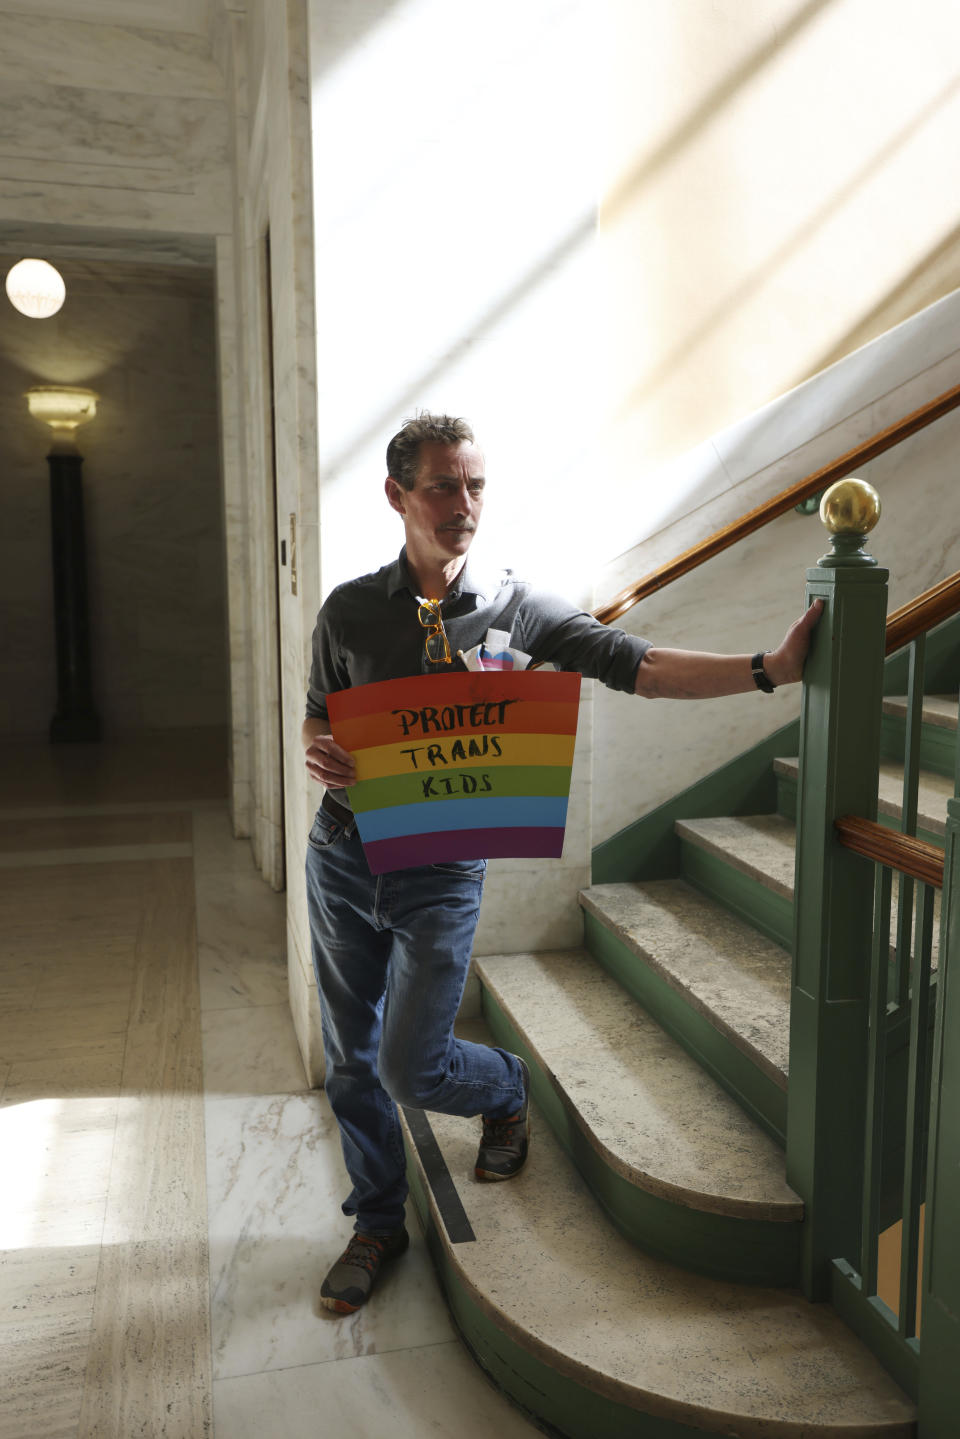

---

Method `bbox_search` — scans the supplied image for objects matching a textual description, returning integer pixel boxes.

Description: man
[303,413,820,1314]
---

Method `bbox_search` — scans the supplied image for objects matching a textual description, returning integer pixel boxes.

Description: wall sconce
[26,385,98,448]
[25,385,102,743]
[5,258,66,318]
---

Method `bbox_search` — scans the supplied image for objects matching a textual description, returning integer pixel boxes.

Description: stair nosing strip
[400,1095,915,1438]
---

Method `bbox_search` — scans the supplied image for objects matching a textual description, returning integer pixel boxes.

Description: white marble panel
[297,520,321,680]
[233,143,284,892]
[202,1002,307,1096]
[0,65,231,232]
[0,222,215,267]
[592,397,960,846]
[601,436,734,573]
[287,925,326,1090]
[191,807,259,878]
[215,231,255,838]
[213,1338,543,1439]
[475,862,587,955]
[0,0,210,35]
[208,2,236,86]
[286,879,315,991]
[0,13,223,97]
[263,18,313,543]
[595,306,960,613]
[0,175,231,236]
[195,870,287,1012]
[712,289,960,488]
[589,286,960,847]
[205,1092,456,1380]
[0,82,229,177]
[229,776,253,843]
[254,813,284,895]
[594,553,803,847]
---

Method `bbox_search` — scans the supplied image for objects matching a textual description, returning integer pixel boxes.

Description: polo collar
[387,549,493,604]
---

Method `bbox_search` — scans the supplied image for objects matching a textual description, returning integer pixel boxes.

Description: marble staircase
[400,695,957,1437]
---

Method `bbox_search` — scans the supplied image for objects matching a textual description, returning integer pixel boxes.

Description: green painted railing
[921,794,960,1434]
[789,485,960,1434]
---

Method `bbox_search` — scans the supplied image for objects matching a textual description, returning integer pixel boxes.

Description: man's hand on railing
[763,598,824,687]
[633,598,823,700]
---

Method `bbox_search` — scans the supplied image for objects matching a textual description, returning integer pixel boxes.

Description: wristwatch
[751,651,776,693]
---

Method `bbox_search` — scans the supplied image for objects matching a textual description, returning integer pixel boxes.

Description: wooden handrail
[885,571,960,655]
[594,381,960,626]
[835,814,944,888]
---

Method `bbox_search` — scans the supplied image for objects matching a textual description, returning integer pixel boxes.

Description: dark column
[48,447,101,742]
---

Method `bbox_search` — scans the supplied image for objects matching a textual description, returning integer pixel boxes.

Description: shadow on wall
[312,0,832,489]
[806,222,960,380]
[614,75,960,426]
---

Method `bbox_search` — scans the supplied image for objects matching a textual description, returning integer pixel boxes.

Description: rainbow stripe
[328,670,581,874]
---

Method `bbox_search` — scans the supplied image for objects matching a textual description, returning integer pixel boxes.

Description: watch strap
[751,651,775,693]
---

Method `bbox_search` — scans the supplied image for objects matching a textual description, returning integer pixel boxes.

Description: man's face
[386,440,485,565]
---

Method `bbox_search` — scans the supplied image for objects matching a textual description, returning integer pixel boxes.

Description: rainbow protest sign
[327,669,581,874]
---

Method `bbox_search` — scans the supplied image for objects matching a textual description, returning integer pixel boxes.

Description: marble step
[677,812,796,900]
[882,693,958,730]
[400,1023,914,1439]
[882,693,957,780]
[674,812,796,951]
[580,878,791,1140]
[676,811,941,968]
[476,947,802,1285]
[774,756,952,839]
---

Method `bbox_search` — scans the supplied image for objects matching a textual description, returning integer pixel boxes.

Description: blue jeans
[305,804,525,1235]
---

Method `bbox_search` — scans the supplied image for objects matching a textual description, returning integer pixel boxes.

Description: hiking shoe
[475,1057,530,1181]
[319,1226,409,1313]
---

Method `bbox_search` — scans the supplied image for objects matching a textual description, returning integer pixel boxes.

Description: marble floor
[0,735,543,1439]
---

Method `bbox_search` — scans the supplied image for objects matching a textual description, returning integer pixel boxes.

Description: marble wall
[0,11,230,237]
[599,0,960,535]
[0,4,259,826]
[304,0,603,993]
[0,255,229,739]
[306,0,604,600]
[592,289,960,847]
[218,0,326,1067]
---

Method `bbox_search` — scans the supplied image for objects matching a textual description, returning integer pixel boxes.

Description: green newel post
[786,479,888,1300]
[919,794,960,1435]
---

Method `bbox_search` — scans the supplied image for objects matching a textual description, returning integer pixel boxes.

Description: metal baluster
[895,638,925,1008]
[900,880,935,1339]
[861,862,893,1295]
[919,796,960,1432]
[900,636,925,835]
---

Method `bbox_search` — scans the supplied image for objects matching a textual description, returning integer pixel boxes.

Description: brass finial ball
[819,477,881,535]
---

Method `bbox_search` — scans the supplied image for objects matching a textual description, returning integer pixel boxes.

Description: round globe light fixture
[5,257,66,318]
